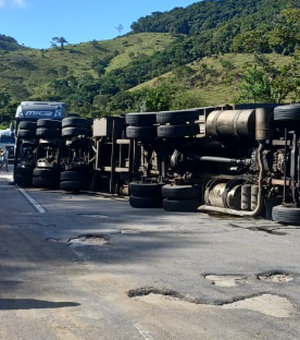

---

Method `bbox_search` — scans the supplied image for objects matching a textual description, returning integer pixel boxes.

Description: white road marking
[18,188,46,213]
[134,323,155,340]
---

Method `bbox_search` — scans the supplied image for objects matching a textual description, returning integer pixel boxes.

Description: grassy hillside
[0,33,175,100]
[0,32,296,121]
[130,53,294,105]
[106,33,175,71]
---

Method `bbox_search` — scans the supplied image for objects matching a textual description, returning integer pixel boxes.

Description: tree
[0,92,14,124]
[231,30,272,54]
[237,54,300,103]
[269,7,300,54]
[238,67,273,103]
[115,24,124,35]
[133,81,180,112]
[50,37,68,50]
[50,78,72,98]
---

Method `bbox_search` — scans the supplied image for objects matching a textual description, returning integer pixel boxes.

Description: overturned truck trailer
[119,103,300,225]
[13,101,300,225]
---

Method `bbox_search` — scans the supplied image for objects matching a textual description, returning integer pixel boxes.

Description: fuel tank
[206,109,255,142]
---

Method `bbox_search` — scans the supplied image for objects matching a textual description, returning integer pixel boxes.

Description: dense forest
[0,0,300,125]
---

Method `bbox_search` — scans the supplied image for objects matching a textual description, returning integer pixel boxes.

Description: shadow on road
[0,298,80,310]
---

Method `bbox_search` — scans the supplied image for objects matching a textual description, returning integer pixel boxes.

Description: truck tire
[163,197,200,212]
[14,173,32,187]
[62,117,92,129]
[60,180,89,191]
[129,181,164,197]
[274,104,300,121]
[15,165,33,177]
[60,171,89,182]
[32,177,59,189]
[156,109,200,124]
[37,119,62,129]
[62,127,92,138]
[125,112,157,126]
[126,126,156,139]
[17,129,36,139]
[19,121,37,130]
[162,184,200,200]
[157,124,199,138]
[129,195,163,208]
[33,168,60,179]
[272,205,300,225]
[36,128,61,138]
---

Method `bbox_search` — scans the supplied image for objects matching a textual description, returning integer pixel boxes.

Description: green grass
[130,53,294,105]
[0,32,175,102]
[105,33,175,71]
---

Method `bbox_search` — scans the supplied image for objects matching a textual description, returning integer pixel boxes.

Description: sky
[0,0,198,49]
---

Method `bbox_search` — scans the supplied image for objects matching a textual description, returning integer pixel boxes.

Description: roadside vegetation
[0,0,300,126]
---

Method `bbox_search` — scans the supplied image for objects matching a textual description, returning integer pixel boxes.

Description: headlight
[54,109,62,118]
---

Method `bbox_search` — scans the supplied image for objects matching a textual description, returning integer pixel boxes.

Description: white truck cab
[0,128,15,161]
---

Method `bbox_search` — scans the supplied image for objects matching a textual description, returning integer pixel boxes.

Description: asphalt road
[0,169,299,340]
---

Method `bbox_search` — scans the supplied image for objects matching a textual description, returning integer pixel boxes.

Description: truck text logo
[25,111,53,116]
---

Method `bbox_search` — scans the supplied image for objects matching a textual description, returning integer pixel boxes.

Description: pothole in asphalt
[205,274,246,287]
[46,237,63,243]
[257,271,294,282]
[121,229,140,234]
[129,288,296,318]
[128,287,186,301]
[222,294,295,318]
[67,234,110,246]
[132,292,191,308]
